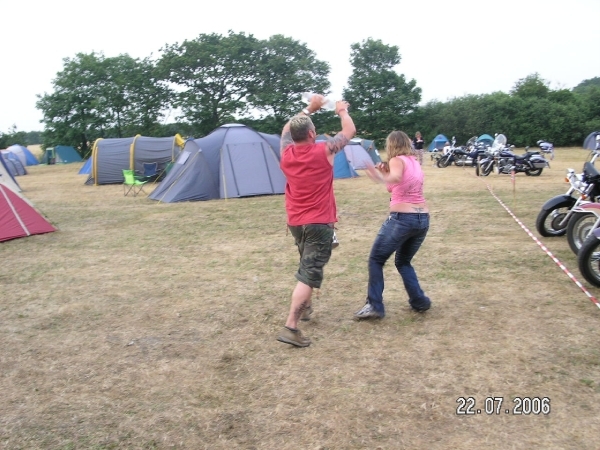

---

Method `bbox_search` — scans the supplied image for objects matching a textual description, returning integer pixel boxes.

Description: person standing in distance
[277,94,356,347]
[412,131,424,165]
[354,130,431,320]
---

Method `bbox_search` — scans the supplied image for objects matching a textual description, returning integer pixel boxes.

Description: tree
[510,73,550,99]
[573,77,600,94]
[37,52,172,155]
[98,54,172,137]
[157,31,263,136]
[36,52,106,155]
[342,38,421,143]
[247,35,331,134]
[0,125,28,148]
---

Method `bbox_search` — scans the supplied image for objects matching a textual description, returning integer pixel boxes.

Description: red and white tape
[469,169,600,310]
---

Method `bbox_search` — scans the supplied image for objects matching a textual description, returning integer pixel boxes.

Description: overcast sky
[2,0,599,133]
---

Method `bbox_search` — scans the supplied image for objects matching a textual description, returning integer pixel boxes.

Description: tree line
[2,31,598,154]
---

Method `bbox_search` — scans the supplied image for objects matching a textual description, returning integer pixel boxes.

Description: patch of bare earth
[0,150,599,449]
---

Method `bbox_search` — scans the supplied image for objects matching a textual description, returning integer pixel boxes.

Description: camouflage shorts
[288,224,334,289]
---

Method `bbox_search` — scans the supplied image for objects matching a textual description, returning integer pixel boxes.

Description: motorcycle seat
[518,151,541,159]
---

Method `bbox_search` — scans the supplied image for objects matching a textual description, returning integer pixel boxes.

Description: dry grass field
[1,147,599,449]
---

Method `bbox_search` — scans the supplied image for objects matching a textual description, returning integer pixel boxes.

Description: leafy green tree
[248,34,331,134]
[342,38,421,143]
[98,54,172,137]
[37,52,172,154]
[0,125,28,148]
[573,77,600,94]
[157,31,263,136]
[510,73,550,99]
[574,83,600,134]
[36,52,106,155]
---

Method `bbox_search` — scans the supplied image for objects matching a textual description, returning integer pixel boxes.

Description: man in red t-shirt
[277,94,356,347]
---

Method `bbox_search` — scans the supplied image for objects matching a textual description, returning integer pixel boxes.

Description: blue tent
[5,144,39,165]
[78,159,92,174]
[1,151,27,176]
[427,134,449,151]
[0,154,21,191]
[477,134,495,146]
[315,138,359,178]
[333,151,358,178]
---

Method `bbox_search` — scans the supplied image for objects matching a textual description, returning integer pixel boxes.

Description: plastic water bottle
[301,92,336,111]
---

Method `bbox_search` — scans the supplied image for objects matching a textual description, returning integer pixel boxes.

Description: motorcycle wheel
[437,155,451,168]
[535,206,571,237]
[475,162,493,176]
[525,168,543,176]
[567,212,597,254]
[577,234,600,287]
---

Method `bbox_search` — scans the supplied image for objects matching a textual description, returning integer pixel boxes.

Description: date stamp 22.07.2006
[456,397,551,415]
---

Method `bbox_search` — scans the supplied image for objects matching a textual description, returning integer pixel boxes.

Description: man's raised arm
[326,101,356,155]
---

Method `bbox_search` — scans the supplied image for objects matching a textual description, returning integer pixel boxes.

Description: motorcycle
[475,134,509,176]
[494,146,550,176]
[537,140,555,160]
[436,137,472,168]
[536,155,600,237]
[566,200,600,254]
[577,223,600,287]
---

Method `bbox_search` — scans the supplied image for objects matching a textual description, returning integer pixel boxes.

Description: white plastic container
[301,92,336,111]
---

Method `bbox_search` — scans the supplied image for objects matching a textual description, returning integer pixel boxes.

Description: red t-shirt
[280,141,337,226]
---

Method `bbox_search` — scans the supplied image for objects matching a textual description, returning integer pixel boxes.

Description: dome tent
[41,145,82,164]
[149,124,285,203]
[427,134,449,151]
[4,144,39,165]
[477,134,495,146]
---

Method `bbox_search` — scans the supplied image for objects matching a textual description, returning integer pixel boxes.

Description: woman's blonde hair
[386,131,413,159]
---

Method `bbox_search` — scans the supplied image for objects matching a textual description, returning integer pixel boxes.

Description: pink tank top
[387,155,426,205]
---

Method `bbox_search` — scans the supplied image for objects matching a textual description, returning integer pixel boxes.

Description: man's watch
[302,108,311,116]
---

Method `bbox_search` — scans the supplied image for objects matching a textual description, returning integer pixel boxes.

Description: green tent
[41,145,83,164]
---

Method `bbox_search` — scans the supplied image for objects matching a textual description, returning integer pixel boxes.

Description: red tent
[0,184,56,242]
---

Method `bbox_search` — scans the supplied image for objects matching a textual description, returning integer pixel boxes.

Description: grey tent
[86,135,184,185]
[348,138,382,166]
[1,151,27,176]
[343,140,375,170]
[149,124,285,203]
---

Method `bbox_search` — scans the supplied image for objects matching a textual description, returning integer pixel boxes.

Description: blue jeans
[367,212,430,315]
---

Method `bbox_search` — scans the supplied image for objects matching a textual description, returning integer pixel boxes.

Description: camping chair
[123,169,148,197]
[137,162,159,182]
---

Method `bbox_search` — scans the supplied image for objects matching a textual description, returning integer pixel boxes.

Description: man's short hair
[290,115,315,142]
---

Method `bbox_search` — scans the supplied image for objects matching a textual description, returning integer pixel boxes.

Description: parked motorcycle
[577,220,600,287]
[436,137,471,168]
[475,134,509,176]
[494,146,550,176]
[536,157,600,237]
[577,223,600,287]
[537,140,555,160]
[566,201,600,254]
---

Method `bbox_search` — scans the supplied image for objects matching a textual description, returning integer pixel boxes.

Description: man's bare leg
[285,281,312,330]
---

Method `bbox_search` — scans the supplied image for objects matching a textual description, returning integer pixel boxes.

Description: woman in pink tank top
[354,131,432,319]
